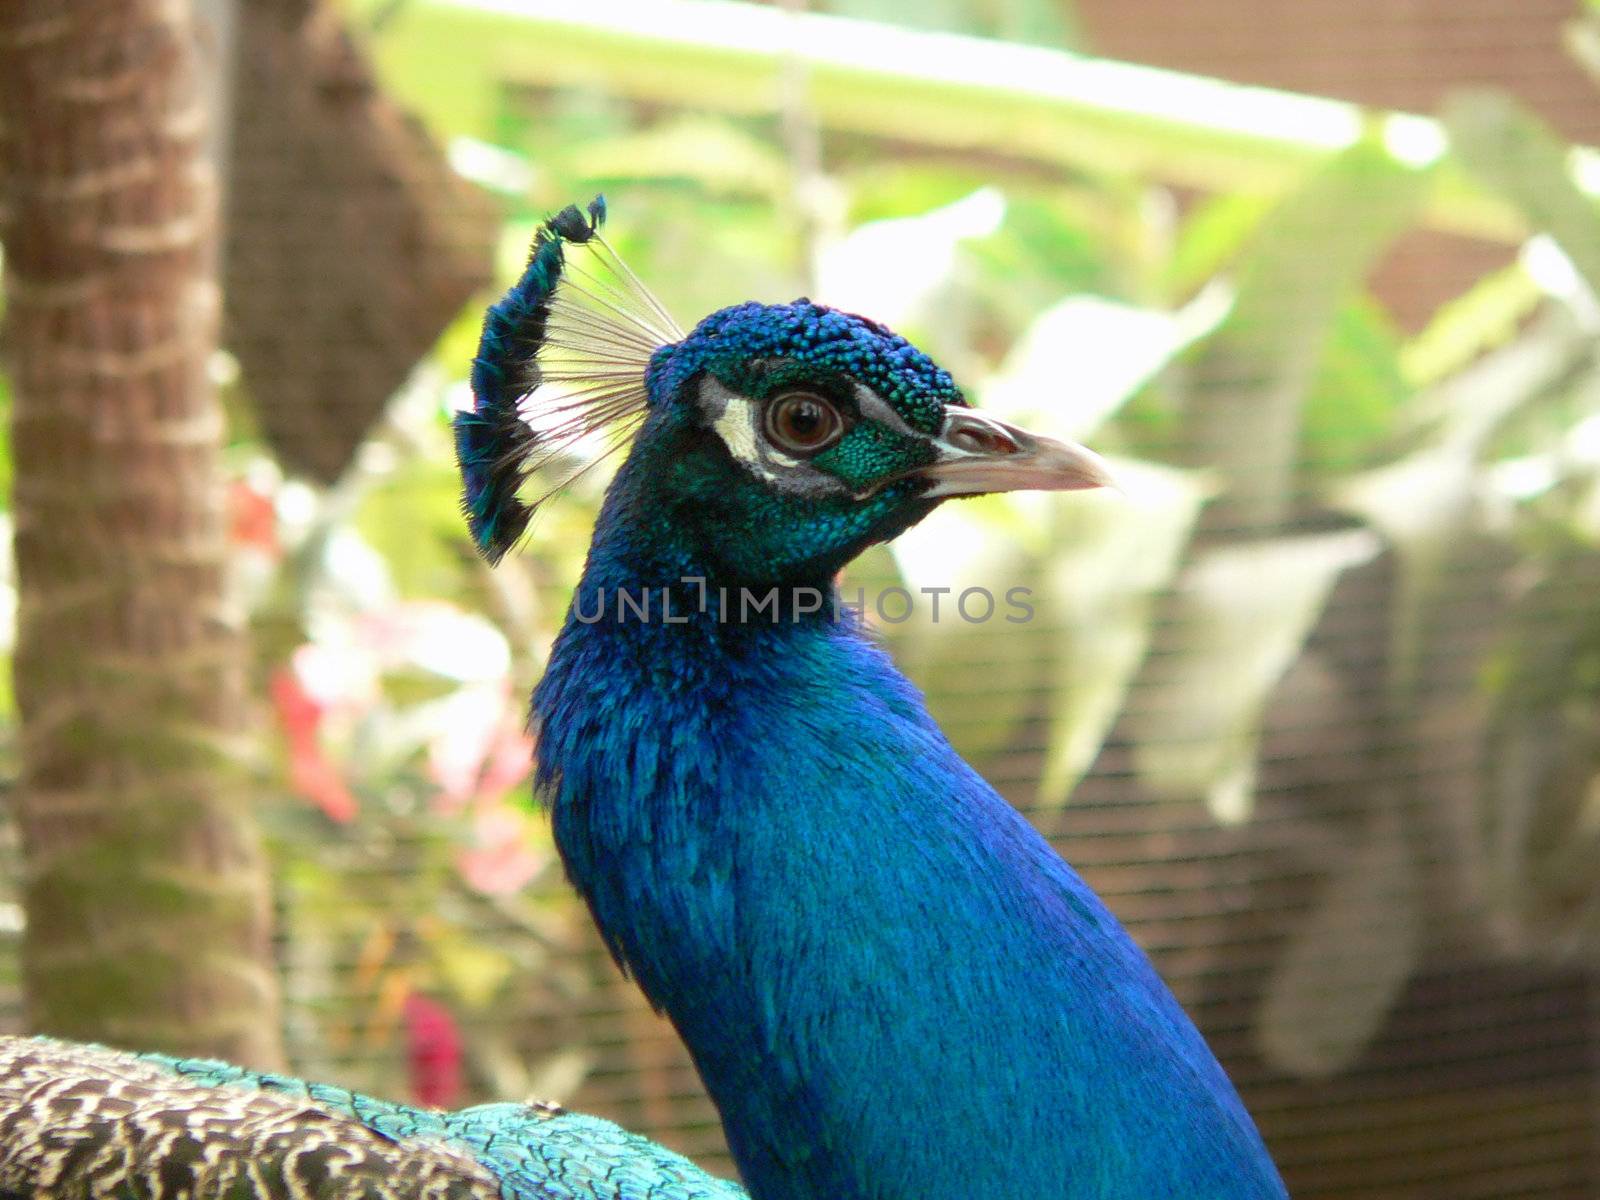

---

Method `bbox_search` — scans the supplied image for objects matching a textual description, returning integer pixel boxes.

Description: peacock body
[457,200,1290,1199]
[0,1036,747,1200]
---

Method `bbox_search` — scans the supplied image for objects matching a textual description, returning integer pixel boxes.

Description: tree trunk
[0,0,283,1067]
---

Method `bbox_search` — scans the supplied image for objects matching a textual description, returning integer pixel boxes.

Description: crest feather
[455,196,681,564]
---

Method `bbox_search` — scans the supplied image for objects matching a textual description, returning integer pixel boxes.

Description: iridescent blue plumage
[646,299,955,433]
[463,201,1286,1198]
[0,1036,746,1200]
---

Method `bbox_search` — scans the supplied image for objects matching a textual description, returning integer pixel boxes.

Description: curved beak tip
[1075,446,1124,496]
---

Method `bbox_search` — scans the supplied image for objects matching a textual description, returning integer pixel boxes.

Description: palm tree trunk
[0,0,283,1067]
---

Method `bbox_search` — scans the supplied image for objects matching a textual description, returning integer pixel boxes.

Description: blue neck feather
[534,466,1287,1200]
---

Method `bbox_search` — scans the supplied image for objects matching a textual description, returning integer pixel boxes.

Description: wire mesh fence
[2,0,1600,1197]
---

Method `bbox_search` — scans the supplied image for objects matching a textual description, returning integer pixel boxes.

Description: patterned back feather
[457,196,682,564]
[0,1036,746,1200]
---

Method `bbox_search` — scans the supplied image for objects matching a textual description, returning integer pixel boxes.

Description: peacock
[0,1035,748,1199]
[455,197,1290,1199]
[0,199,1288,1199]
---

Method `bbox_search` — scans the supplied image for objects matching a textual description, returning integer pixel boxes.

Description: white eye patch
[712,394,799,469]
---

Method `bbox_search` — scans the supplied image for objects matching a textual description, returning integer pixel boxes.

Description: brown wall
[1076,0,1596,141]
[1075,0,1597,327]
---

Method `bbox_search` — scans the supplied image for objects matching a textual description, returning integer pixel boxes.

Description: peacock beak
[916,409,1117,498]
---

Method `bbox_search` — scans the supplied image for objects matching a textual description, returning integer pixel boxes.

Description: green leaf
[364,0,510,141]
[1180,139,1432,528]
[1331,308,1590,696]
[846,165,1005,227]
[822,0,1078,48]
[1161,191,1273,297]
[961,189,1128,341]
[1400,261,1543,389]
[1300,298,1411,474]
[1444,92,1600,298]
[824,0,991,38]
[609,190,802,328]
[354,457,477,600]
[568,116,789,198]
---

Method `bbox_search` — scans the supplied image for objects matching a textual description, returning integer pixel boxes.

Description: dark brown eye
[764,391,845,455]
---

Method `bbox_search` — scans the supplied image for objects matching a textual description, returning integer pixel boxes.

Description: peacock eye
[764,391,845,456]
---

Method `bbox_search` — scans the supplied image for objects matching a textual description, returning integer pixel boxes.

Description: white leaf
[1334,311,1587,693]
[1131,528,1381,822]
[887,496,1048,765]
[982,282,1232,439]
[816,188,1005,327]
[1037,458,1215,805]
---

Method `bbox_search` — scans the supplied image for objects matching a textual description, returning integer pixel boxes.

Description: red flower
[270,666,358,823]
[403,991,464,1109]
[228,478,279,555]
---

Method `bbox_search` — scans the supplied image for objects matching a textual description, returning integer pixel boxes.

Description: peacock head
[457,198,1112,587]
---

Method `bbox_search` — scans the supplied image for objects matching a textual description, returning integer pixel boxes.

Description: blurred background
[2,0,1600,1196]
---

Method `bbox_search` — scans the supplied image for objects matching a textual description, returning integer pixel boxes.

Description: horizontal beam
[368,0,1561,243]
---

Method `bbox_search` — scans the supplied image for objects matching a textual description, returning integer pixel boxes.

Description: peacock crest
[456,196,683,564]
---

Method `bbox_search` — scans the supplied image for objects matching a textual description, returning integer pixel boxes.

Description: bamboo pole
[362,0,1595,243]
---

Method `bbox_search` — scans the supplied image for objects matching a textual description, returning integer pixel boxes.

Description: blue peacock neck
[531,469,1287,1200]
[534,574,905,1200]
